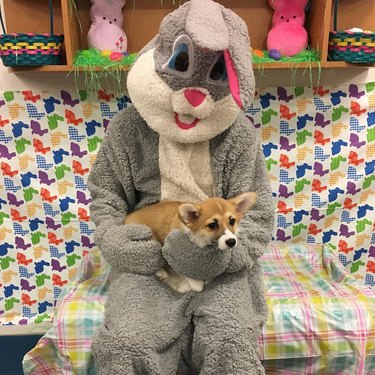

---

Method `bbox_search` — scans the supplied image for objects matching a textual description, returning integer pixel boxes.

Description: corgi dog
[125,192,257,293]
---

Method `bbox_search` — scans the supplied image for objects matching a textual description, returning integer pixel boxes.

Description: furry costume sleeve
[163,115,274,279]
[87,113,166,275]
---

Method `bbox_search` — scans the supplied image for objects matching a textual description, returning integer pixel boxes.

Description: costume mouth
[175,113,200,130]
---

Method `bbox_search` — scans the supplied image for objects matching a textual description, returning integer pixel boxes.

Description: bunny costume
[88,0,274,374]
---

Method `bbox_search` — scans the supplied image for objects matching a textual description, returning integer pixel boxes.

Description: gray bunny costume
[88,1,274,374]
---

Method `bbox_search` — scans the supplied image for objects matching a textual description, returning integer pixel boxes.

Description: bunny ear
[112,0,126,6]
[221,7,255,109]
[268,0,283,9]
[186,0,229,51]
[296,0,310,9]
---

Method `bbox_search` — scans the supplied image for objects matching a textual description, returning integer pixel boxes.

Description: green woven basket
[329,31,375,63]
[0,33,64,66]
[328,0,375,63]
[0,0,64,67]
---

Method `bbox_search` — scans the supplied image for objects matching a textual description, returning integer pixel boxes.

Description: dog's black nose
[225,238,236,248]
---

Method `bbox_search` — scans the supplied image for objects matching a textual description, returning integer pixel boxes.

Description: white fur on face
[218,229,237,250]
[182,224,212,248]
[127,49,241,144]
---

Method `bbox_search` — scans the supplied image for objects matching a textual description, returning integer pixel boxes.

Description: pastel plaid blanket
[23,243,375,375]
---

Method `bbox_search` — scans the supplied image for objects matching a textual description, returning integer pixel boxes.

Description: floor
[0,335,42,375]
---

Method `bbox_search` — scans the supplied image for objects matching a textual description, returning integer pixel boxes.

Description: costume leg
[191,268,266,375]
[247,262,268,329]
[92,273,192,375]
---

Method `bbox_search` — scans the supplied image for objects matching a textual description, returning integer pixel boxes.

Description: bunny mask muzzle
[127,0,255,144]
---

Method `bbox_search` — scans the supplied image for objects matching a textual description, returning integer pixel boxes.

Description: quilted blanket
[23,243,375,374]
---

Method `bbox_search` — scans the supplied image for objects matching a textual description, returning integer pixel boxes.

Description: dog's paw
[155,269,169,280]
[187,279,205,293]
[175,283,194,293]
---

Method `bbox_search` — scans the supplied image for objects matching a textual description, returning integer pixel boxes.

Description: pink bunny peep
[87,0,128,53]
[267,0,309,57]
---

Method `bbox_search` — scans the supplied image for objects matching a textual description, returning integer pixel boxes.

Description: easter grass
[73,48,137,69]
[71,47,321,93]
[252,48,321,87]
[70,48,137,96]
[252,48,320,65]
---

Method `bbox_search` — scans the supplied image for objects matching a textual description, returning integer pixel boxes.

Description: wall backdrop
[0,83,374,325]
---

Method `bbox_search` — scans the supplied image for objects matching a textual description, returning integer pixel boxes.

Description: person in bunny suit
[88,0,274,374]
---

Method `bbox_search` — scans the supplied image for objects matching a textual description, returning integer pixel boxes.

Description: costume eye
[168,43,190,72]
[229,217,236,226]
[103,17,106,20]
[207,221,219,230]
[163,35,193,76]
[207,54,228,86]
[281,16,284,19]
[114,18,117,22]
[209,54,227,82]
[293,16,296,19]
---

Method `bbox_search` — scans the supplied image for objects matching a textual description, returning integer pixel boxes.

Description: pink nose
[184,89,206,107]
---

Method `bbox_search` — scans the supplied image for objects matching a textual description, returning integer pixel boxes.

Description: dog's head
[127,0,255,144]
[178,193,257,250]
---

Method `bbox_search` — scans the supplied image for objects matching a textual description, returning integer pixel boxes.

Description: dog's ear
[178,204,201,225]
[230,192,257,215]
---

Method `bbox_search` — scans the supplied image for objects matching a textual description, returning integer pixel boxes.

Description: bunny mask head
[127,0,255,144]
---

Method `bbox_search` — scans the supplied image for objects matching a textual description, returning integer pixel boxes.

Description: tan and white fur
[125,192,257,293]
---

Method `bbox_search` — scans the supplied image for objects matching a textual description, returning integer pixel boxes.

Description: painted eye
[229,217,236,226]
[209,54,227,82]
[168,43,190,72]
[207,221,219,230]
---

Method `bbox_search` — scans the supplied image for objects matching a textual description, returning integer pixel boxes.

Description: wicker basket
[0,33,64,66]
[328,0,374,63]
[0,1,64,67]
[329,30,375,63]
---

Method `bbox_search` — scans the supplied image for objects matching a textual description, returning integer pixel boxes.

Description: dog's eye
[207,221,219,230]
[168,43,190,72]
[209,54,227,82]
[229,217,236,226]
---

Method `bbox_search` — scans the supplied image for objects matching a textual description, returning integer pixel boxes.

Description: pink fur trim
[223,50,242,109]
[175,113,200,130]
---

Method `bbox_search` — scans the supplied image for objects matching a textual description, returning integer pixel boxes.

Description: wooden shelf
[322,61,375,69]
[2,0,375,73]
[8,65,73,73]
[8,61,374,74]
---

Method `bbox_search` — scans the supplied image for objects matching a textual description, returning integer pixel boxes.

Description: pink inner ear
[223,50,243,109]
